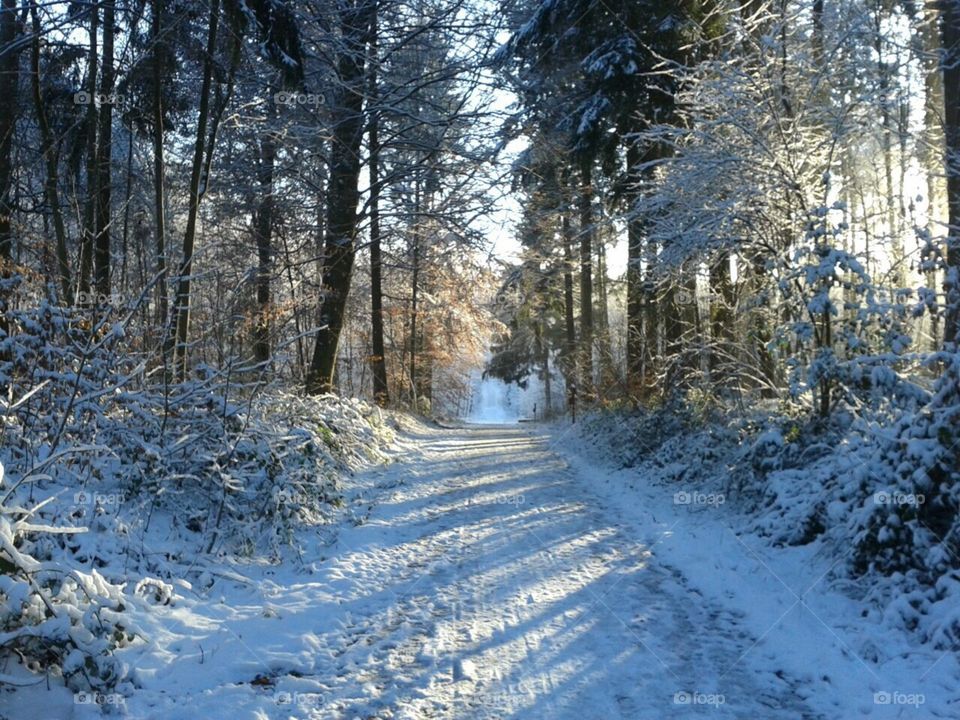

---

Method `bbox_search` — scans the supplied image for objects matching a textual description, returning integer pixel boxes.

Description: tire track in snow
[313,423,821,719]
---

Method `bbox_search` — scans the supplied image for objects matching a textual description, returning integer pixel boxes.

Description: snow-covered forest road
[304,422,816,719]
[26,420,950,720]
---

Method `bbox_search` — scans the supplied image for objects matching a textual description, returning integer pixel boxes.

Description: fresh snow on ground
[466,378,519,424]
[6,419,957,718]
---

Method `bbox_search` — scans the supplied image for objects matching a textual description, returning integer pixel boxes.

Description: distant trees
[1,0,956,422]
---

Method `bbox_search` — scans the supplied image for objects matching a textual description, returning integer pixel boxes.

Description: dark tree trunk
[151,0,168,332]
[252,97,276,366]
[367,11,388,406]
[709,252,735,376]
[305,0,374,395]
[93,0,114,299]
[562,209,577,364]
[578,157,594,393]
[0,0,19,348]
[78,4,98,302]
[625,143,643,398]
[30,3,70,303]
[942,0,960,347]
[170,0,222,377]
[409,193,420,403]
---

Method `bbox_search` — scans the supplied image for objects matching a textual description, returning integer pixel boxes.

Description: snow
[466,376,519,423]
[5,419,957,718]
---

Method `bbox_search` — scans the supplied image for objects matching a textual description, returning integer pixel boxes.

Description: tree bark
[252,96,276,366]
[0,0,19,349]
[78,4,98,302]
[941,0,960,347]
[30,3,71,303]
[305,0,375,394]
[626,143,644,399]
[409,188,420,403]
[367,10,388,406]
[93,0,114,299]
[578,157,594,393]
[151,0,168,332]
[170,0,221,377]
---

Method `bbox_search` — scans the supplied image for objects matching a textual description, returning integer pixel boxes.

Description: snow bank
[0,309,395,700]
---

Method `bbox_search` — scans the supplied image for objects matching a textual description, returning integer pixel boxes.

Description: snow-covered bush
[0,305,395,690]
[850,354,960,579]
[0,462,139,693]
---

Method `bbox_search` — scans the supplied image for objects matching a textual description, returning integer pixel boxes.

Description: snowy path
[260,423,817,719]
[36,422,855,719]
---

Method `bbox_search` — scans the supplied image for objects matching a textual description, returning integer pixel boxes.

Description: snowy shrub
[0,462,138,692]
[850,353,960,579]
[0,306,395,690]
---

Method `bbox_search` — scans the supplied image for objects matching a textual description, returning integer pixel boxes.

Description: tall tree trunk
[409,187,420,403]
[252,96,276,366]
[920,3,944,350]
[811,0,824,65]
[561,205,577,406]
[120,128,132,292]
[30,3,70,303]
[578,157,594,393]
[78,4,99,302]
[0,0,19,350]
[625,144,643,399]
[941,0,960,347]
[875,8,900,285]
[151,0,168,333]
[305,0,374,395]
[94,0,114,299]
[709,252,735,377]
[170,0,221,377]
[367,10,388,406]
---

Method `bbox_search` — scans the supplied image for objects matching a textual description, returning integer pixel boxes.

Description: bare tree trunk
[409,188,420,403]
[30,3,70,302]
[595,229,616,390]
[625,144,643,399]
[305,0,374,394]
[0,0,19,350]
[170,0,222,378]
[875,8,900,286]
[94,0,114,299]
[120,127,132,293]
[561,204,577,408]
[151,0,168,333]
[578,157,594,393]
[941,0,960,347]
[368,10,388,406]
[78,4,98,302]
[252,96,276,366]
